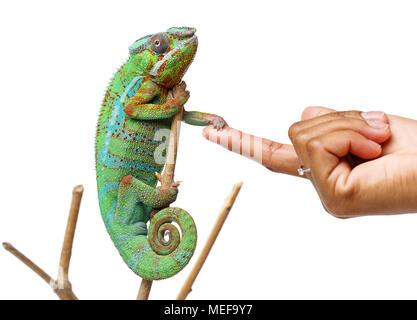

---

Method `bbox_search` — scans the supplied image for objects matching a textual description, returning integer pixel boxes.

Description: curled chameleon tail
[110,206,197,280]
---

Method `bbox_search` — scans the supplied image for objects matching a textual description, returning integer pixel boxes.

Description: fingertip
[359,139,382,159]
[202,126,211,139]
[360,115,391,144]
[369,139,382,155]
[348,132,383,159]
[203,124,216,133]
[203,125,223,142]
[361,111,388,123]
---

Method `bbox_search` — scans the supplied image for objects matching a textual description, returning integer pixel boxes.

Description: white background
[1,0,417,300]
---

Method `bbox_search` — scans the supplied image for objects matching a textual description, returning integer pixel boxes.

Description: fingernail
[361,111,388,129]
[366,120,389,129]
[361,111,385,121]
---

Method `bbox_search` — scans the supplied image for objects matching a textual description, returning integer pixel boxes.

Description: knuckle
[294,131,310,147]
[288,122,303,140]
[305,137,322,153]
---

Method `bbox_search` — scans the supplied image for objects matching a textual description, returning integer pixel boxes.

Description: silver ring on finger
[297,165,311,176]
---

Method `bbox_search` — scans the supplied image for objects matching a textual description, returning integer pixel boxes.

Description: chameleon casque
[95,27,226,280]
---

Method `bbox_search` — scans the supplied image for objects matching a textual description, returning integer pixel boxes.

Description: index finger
[203,126,301,176]
[202,106,337,176]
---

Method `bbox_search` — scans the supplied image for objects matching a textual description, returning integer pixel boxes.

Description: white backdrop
[1,0,417,299]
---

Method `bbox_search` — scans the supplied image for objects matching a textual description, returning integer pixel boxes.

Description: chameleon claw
[205,114,227,131]
[172,181,182,188]
[177,81,187,90]
[172,81,188,100]
[155,172,162,181]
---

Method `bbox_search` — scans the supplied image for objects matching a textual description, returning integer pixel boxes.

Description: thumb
[301,106,336,121]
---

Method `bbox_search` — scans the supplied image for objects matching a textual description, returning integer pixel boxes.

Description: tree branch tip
[72,185,84,193]
[235,181,244,188]
[2,242,12,250]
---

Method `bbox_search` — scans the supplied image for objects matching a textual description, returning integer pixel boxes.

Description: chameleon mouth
[149,35,198,77]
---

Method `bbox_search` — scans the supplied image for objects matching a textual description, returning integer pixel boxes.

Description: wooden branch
[176,182,243,300]
[2,242,54,285]
[59,185,83,276]
[161,107,183,189]
[54,185,84,300]
[137,278,153,300]
[137,91,184,300]
[3,185,84,300]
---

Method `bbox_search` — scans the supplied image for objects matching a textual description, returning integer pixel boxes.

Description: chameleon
[95,27,226,280]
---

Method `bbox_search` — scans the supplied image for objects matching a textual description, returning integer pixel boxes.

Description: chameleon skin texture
[95,27,225,280]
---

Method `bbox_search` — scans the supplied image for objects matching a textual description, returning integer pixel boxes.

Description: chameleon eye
[151,33,169,54]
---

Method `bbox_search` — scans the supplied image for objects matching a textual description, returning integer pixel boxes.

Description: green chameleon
[95,27,226,280]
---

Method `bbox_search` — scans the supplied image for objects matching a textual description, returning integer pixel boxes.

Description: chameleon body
[95,27,226,280]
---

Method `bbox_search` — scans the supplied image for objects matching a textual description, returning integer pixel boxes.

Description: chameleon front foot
[206,114,228,130]
[183,110,228,130]
[168,81,190,108]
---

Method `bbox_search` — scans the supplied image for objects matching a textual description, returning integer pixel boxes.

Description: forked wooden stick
[137,91,184,300]
[3,185,84,300]
[176,182,243,300]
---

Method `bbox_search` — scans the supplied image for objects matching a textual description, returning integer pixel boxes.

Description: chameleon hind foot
[154,172,181,189]
[156,181,182,194]
[172,181,181,188]
[119,175,178,209]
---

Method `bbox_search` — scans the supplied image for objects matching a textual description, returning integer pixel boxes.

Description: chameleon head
[129,27,198,88]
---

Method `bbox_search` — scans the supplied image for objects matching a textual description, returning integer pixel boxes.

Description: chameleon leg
[110,175,177,241]
[183,110,228,130]
[118,175,177,211]
[124,82,190,120]
[125,102,181,120]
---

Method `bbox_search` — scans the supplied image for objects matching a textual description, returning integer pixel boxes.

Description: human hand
[203,107,417,217]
